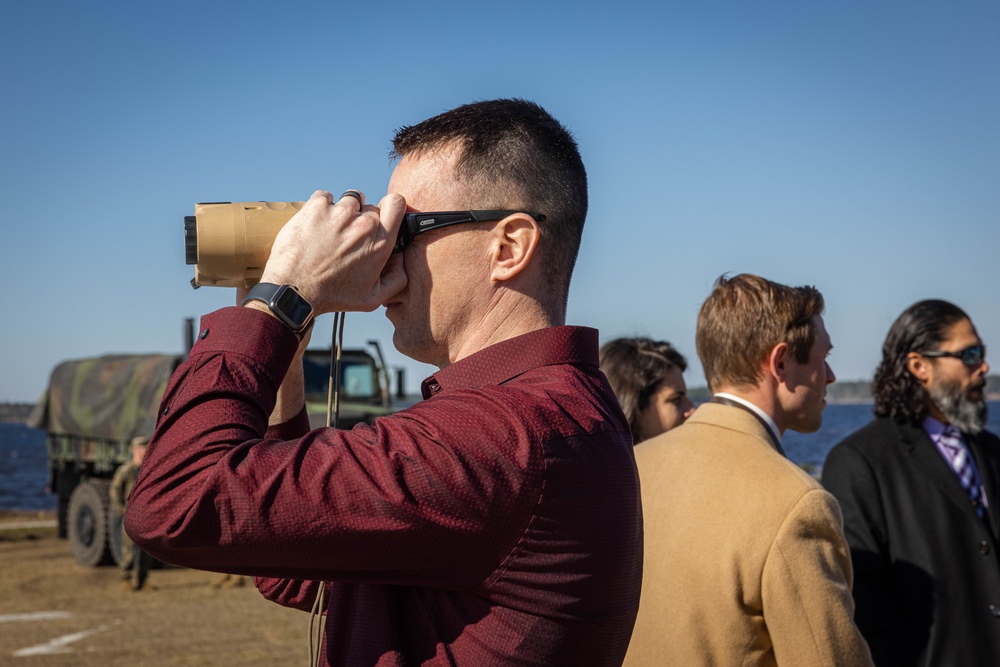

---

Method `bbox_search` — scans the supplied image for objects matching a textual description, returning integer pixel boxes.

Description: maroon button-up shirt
[126,307,642,666]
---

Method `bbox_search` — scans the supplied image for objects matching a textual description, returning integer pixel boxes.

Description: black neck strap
[711,396,786,457]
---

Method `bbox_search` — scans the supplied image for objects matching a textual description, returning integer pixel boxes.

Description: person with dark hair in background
[125,99,642,666]
[625,273,872,666]
[599,337,695,443]
[823,300,1000,666]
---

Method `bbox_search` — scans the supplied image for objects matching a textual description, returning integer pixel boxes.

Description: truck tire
[109,509,124,567]
[56,496,70,539]
[111,517,163,571]
[67,479,113,566]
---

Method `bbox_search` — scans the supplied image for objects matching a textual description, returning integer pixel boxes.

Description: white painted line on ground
[12,619,120,657]
[0,611,72,623]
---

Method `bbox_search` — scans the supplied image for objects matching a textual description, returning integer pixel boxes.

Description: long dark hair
[873,299,969,424]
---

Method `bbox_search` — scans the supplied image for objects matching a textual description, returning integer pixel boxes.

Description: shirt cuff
[189,306,302,384]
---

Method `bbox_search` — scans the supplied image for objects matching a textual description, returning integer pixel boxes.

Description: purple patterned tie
[938,426,987,520]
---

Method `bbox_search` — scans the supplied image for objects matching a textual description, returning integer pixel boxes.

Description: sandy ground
[0,512,312,666]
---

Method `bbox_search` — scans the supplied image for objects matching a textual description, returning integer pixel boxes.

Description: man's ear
[489,213,540,283]
[906,352,932,386]
[767,342,790,383]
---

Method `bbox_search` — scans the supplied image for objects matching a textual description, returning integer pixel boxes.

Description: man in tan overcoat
[624,274,872,666]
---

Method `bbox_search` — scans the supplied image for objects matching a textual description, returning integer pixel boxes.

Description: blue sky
[2,1,998,402]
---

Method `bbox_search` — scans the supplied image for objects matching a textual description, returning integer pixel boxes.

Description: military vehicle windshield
[302,352,380,402]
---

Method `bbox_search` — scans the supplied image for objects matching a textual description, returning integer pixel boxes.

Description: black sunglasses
[920,344,987,367]
[393,210,546,253]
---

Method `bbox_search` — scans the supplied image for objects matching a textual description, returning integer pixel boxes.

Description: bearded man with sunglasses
[824,300,1000,667]
[126,99,642,666]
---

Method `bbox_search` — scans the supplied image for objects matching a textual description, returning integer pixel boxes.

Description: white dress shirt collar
[714,392,782,445]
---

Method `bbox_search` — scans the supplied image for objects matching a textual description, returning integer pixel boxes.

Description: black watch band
[242,283,315,334]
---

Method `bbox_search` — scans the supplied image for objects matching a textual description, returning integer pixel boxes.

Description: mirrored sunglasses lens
[962,346,985,365]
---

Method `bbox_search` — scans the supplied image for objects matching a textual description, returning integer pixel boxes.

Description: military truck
[29,334,408,567]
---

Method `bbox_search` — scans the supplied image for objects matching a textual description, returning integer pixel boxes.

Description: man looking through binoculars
[126,99,642,666]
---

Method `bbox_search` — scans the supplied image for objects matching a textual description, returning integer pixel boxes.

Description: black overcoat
[822,417,1000,667]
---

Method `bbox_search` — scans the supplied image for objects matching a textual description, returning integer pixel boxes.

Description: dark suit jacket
[823,417,1000,667]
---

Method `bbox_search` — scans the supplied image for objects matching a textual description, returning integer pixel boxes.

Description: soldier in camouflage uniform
[110,436,153,590]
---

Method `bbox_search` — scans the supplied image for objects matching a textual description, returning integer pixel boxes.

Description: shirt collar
[420,326,600,399]
[713,392,782,445]
[922,414,963,443]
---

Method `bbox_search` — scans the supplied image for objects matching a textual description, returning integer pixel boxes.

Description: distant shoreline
[687,382,1000,405]
[4,389,999,425]
[0,404,34,424]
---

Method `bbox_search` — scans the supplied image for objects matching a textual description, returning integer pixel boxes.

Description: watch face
[274,286,313,329]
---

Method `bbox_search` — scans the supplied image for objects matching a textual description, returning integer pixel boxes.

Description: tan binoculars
[184,202,303,288]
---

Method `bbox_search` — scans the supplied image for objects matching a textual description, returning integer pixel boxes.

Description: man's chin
[932,382,988,434]
[390,330,438,367]
[789,414,823,435]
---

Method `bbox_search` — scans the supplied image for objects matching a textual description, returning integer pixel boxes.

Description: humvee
[29,328,408,567]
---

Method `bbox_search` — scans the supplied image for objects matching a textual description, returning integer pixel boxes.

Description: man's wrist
[243,298,316,340]
[243,300,273,316]
[242,283,316,336]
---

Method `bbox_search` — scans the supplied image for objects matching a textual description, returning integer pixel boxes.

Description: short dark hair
[600,337,688,444]
[873,299,970,424]
[392,99,588,305]
[697,274,825,392]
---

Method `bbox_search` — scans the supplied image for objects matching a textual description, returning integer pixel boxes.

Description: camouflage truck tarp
[29,355,180,440]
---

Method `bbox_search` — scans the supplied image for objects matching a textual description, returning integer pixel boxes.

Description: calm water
[785,401,1000,473]
[1,422,55,510]
[3,402,1000,510]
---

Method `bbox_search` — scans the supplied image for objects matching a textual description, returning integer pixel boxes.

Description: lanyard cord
[308,311,345,667]
[326,312,345,431]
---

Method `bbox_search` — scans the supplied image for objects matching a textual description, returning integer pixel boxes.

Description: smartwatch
[242,283,315,335]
